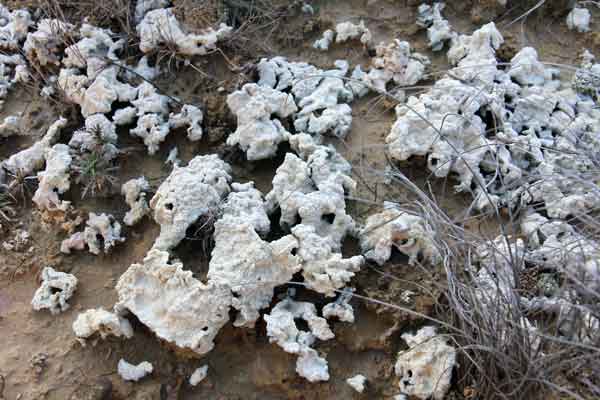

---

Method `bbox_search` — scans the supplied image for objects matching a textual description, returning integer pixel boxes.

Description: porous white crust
[149,155,231,251]
[31,267,78,315]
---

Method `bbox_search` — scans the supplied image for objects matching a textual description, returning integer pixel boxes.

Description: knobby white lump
[189,365,209,387]
[395,326,457,400]
[60,213,125,255]
[114,250,233,356]
[0,115,21,137]
[169,104,204,141]
[264,297,335,382]
[567,7,591,32]
[122,177,151,226]
[346,374,367,393]
[117,359,153,382]
[149,154,231,251]
[227,57,359,161]
[313,20,372,51]
[1,117,67,180]
[24,18,74,67]
[359,202,440,266]
[0,54,29,110]
[72,308,134,344]
[32,144,72,211]
[322,288,355,323]
[31,267,78,315]
[208,182,301,327]
[363,39,430,93]
[387,22,600,216]
[416,2,456,51]
[265,144,356,251]
[137,8,232,55]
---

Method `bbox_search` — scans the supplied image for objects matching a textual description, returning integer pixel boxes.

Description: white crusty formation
[122,177,151,226]
[363,39,429,92]
[208,182,300,327]
[416,2,456,51]
[31,267,78,315]
[73,308,134,343]
[117,359,153,382]
[346,374,367,393]
[395,326,456,400]
[0,6,32,50]
[169,104,204,141]
[257,57,358,140]
[24,18,74,67]
[149,155,231,251]
[292,224,363,296]
[567,7,591,32]
[322,289,355,323]
[387,23,600,216]
[69,114,119,162]
[359,202,440,266]
[2,117,67,177]
[32,144,72,210]
[265,148,355,250]
[313,20,371,51]
[226,83,297,160]
[60,213,125,255]
[137,8,232,55]
[115,250,232,356]
[0,53,29,111]
[134,0,169,23]
[264,297,335,382]
[189,365,209,386]
[0,115,21,137]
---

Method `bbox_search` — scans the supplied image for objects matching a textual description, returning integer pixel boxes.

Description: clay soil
[0,1,597,399]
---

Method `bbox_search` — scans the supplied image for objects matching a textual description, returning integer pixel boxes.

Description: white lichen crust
[73,308,134,342]
[359,202,440,266]
[122,177,151,226]
[115,250,232,356]
[31,267,78,315]
[60,213,125,255]
[149,155,231,251]
[117,359,153,381]
[264,297,334,382]
[395,326,456,400]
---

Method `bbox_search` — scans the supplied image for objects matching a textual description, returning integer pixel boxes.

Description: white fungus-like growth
[3,117,67,177]
[567,7,591,32]
[0,6,32,50]
[264,297,335,382]
[122,177,151,226]
[359,202,440,266]
[346,374,367,393]
[32,144,72,210]
[363,39,430,92]
[208,182,300,327]
[313,20,371,51]
[134,0,169,23]
[395,326,456,400]
[387,23,600,217]
[60,213,125,255]
[416,3,456,51]
[24,19,74,67]
[255,57,358,141]
[0,115,21,137]
[72,308,134,343]
[31,267,78,315]
[265,149,355,250]
[169,104,204,141]
[189,365,209,386]
[117,359,153,382]
[322,289,355,323]
[115,250,232,356]
[293,224,363,296]
[226,83,297,160]
[0,54,29,111]
[149,155,231,251]
[137,8,232,55]
[81,67,138,118]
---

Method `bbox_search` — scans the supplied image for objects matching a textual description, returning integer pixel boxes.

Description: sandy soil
[0,1,597,399]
